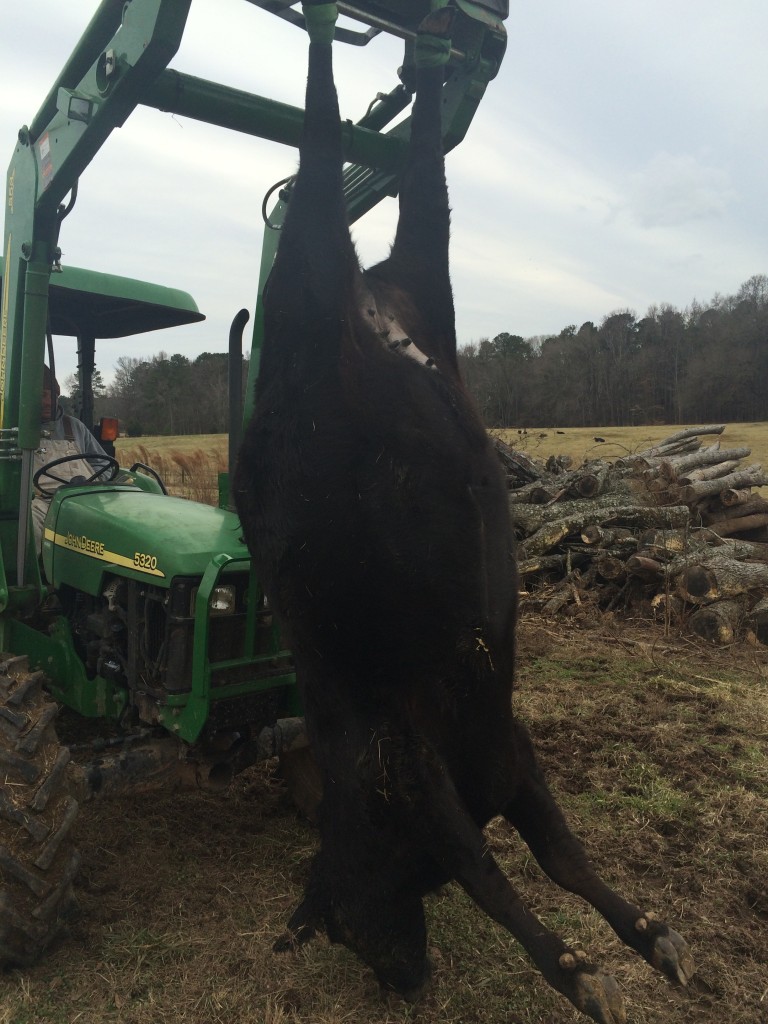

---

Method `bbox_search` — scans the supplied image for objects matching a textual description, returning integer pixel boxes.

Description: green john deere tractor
[0,0,507,966]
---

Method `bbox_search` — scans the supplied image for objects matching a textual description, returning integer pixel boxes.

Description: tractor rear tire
[0,654,80,968]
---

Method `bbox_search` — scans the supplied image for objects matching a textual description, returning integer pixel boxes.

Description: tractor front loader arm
[1,0,192,600]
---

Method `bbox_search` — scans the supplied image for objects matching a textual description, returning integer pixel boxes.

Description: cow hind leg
[503,721,695,989]
[364,6,458,367]
[255,1,358,387]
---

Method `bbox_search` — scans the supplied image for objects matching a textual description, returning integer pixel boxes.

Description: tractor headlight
[209,584,236,616]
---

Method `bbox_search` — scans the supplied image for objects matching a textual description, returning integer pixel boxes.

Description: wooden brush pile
[499,425,768,645]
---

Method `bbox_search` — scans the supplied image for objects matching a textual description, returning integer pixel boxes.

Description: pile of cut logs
[498,425,768,645]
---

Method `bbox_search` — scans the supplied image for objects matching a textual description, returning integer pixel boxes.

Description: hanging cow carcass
[234,4,694,1021]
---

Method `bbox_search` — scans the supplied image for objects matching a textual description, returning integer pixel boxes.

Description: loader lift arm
[2,0,507,596]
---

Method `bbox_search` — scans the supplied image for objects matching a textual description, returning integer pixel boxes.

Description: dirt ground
[2,616,767,1024]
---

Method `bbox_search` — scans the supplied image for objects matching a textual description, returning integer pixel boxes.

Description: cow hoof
[652,929,695,986]
[635,914,695,986]
[570,968,626,1024]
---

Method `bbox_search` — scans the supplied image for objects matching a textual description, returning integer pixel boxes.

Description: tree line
[66,351,249,437]
[458,274,768,428]
[65,274,767,435]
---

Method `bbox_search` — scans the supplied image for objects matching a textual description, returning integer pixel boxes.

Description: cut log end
[689,599,744,645]
[679,565,718,602]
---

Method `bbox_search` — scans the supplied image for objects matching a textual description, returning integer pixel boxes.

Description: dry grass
[3,619,766,1024]
[115,435,228,459]
[117,439,227,505]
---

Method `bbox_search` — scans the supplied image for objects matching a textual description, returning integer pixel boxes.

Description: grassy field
[115,423,768,505]
[2,620,766,1024]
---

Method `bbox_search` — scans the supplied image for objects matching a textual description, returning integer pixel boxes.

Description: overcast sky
[2,1,766,387]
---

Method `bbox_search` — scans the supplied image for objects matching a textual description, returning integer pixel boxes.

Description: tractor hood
[42,486,249,593]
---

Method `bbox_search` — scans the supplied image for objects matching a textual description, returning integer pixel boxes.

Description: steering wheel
[34,453,120,498]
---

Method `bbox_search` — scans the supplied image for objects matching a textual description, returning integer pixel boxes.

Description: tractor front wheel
[0,654,80,967]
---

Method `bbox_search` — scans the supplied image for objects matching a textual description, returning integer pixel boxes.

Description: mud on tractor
[0,0,507,966]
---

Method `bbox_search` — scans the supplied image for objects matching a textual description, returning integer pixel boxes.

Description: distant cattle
[234,4,693,1020]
